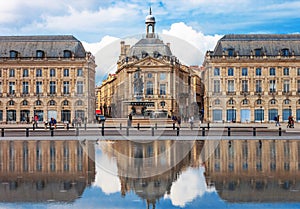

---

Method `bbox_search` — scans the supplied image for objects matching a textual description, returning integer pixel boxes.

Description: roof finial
[149,7,152,15]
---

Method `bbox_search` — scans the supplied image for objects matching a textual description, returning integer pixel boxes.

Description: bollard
[76,127,79,136]
[177,127,180,136]
[101,123,104,136]
[51,127,54,137]
[155,123,157,130]
[202,127,205,136]
[207,123,210,130]
[137,123,140,130]
[279,127,282,136]
[253,127,256,136]
[120,123,122,130]
[26,128,29,137]
[152,127,155,136]
[1,128,4,137]
[67,123,69,130]
[173,123,175,130]
[126,127,129,136]
[32,124,35,131]
[228,127,231,136]
[84,123,87,131]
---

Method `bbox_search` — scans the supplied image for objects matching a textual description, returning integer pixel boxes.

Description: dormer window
[63,50,72,58]
[255,48,262,56]
[36,50,44,58]
[282,48,289,56]
[142,51,148,58]
[228,48,234,57]
[153,51,161,58]
[9,50,18,59]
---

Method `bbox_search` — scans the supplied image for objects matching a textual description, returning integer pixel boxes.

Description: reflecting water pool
[0,138,299,209]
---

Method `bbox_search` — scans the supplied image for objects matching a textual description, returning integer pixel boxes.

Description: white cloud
[93,149,121,195]
[165,166,215,207]
[82,35,119,54]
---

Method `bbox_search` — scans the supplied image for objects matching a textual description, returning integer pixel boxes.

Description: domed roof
[145,14,155,23]
[129,38,172,58]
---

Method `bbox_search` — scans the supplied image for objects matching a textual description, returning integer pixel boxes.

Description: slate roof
[0,35,86,58]
[129,37,172,58]
[213,34,300,56]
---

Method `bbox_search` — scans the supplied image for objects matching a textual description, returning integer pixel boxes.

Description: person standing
[275,115,280,126]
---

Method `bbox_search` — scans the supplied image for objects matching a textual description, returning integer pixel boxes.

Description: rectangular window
[160,73,166,80]
[9,82,15,94]
[228,80,234,92]
[0,69,2,77]
[0,82,2,93]
[214,80,220,93]
[283,68,289,76]
[242,68,248,76]
[242,80,248,92]
[77,68,83,77]
[270,68,276,76]
[50,81,56,94]
[23,69,29,77]
[63,81,70,94]
[214,68,220,76]
[36,81,42,94]
[283,80,290,93]
[50,69,56,77]
[256,80,262,92]
[36,69,42,77]
[297,80,300,93]
[64,68,69,77]
[269,80,276,92]
[298,68,300,76]
[256,68,262,76]
[9,69,15,77]
[22,82,29,94]
[77,81,83,94]
[160,84,166,95]
[228,68,234,76]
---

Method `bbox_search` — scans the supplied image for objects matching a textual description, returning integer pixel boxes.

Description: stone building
[203,34,300,123]
[204,139,300,202]
[97,10,203,118]
[0,35,96,124]
[0,139,95,202]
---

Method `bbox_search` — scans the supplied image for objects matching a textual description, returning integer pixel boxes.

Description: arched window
[36,100,42,106]
[76,100,83,106]
[63,50,72,58]
[283,99,290,105]
[63,100,69,106]
[270,99,276,105]
[9,50,18,59]
[228,99,235,105]
[282,48,289,56]
[36,50,44,58]
[256,99,262,105]
[8,100,15,105]
[215,99,221,105]
[146,81,153,95]
[242,99,248,105]
[49,100,56,106]
[22,100,28,106]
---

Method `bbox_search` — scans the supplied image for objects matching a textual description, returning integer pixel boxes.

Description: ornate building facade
[203,34,300,123]
[97,10,202,118]
[0,36,96,124]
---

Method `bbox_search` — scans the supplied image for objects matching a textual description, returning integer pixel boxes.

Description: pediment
[134,57,169,67]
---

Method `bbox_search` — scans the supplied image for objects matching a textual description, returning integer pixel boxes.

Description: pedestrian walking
[275,115,280,126]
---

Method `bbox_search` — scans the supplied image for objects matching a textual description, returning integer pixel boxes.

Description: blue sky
[1,0,300,42]
[1,0,300,83]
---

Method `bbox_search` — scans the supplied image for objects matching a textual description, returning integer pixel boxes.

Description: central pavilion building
[97,9,203,119]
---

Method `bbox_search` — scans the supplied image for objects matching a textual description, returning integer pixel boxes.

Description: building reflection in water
[0,140,95,203]
[204,139,300,203]
[99,140,204,209]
